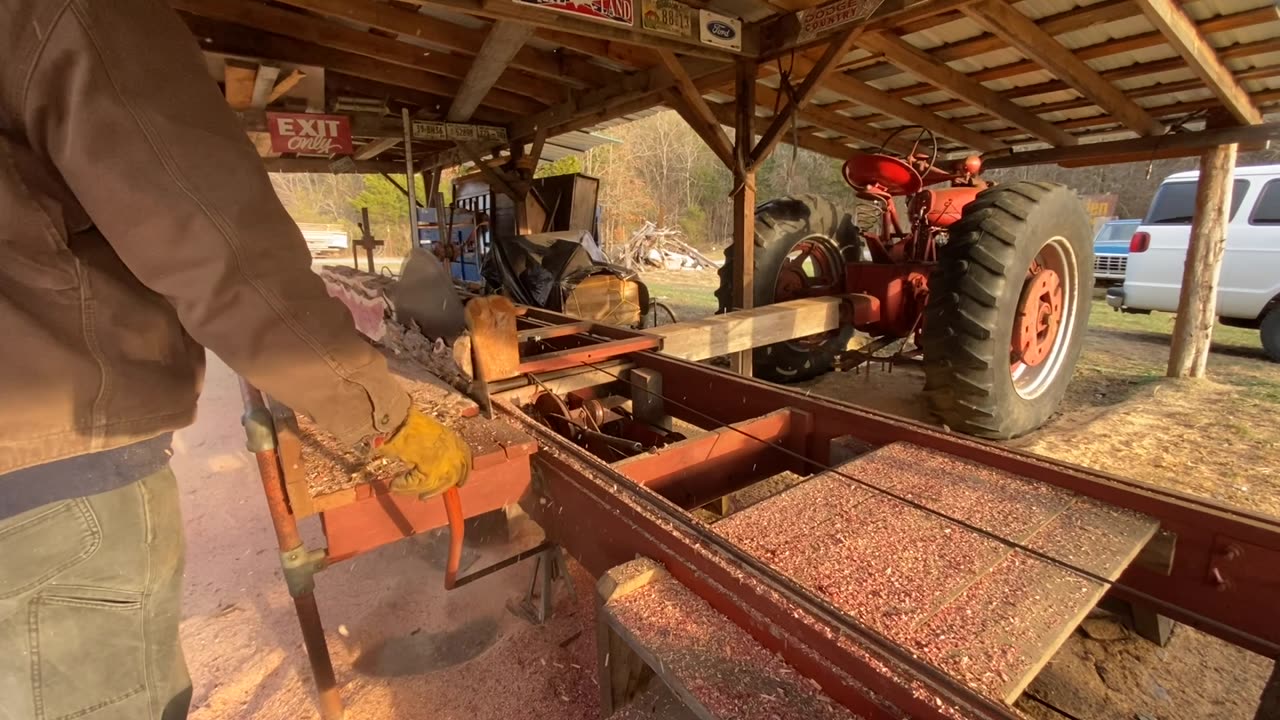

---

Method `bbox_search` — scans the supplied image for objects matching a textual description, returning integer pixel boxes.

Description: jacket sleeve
[15,0,409,444]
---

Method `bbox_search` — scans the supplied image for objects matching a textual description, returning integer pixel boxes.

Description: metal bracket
[508,546,574,625]
[241,405,277,453]
[281,544,328,597]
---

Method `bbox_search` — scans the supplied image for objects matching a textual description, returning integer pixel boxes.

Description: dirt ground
[175,272,1279,719]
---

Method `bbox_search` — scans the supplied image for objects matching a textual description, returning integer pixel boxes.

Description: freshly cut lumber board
[713,441,1158,704]
[600,558,862,720]
[649,297,842,362]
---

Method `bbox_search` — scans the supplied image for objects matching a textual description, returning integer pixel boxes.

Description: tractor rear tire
[715,194,862,383]
[922,182,1093,439]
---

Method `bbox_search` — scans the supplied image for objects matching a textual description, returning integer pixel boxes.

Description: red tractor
[716,127,1094,439]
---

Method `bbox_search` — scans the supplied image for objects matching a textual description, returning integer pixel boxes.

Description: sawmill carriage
[717,127,1093,439]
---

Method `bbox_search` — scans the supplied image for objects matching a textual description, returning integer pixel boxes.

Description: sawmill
[3,0,1277,718]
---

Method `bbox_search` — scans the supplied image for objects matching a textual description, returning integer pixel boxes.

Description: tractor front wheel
[923,182,1093,439]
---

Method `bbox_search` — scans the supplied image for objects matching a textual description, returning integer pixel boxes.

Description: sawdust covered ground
[174,285,1279,719]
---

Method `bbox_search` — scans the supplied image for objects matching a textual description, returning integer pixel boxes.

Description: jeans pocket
[30,592,148,720]
[0,501,100,600]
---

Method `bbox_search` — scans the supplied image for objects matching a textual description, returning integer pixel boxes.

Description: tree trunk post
[1166,141,1238,378]
[730,59,757,376]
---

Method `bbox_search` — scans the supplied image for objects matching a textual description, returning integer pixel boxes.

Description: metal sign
[267,112,352,155]
[796,0,885,42]
[411,121,508,143]
[698,9,742,50]
[641,0,692,37]
[515,0,634,26]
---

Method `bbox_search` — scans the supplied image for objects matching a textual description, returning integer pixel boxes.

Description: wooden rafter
[656,51,737,168]
[268,0,609,87]
[791,55,1004,151]
[406,0,751,60]
[961,0,1164,136]
[182,15,543,115]
[983,121,1280,169]
[447,20,536,121]
[856,31,1076,146]
[1132,0,1263,125]
[173,0,564,102]
[750,26,865,168]
[353,137,400,160]
[456,142,526,199]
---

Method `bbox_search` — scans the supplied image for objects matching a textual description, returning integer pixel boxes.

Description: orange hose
[442,487,465,589]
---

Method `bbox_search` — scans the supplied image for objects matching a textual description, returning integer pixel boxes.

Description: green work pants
[0,468,191,720]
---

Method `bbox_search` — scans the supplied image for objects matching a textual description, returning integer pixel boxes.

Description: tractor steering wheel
[879,125,939,176]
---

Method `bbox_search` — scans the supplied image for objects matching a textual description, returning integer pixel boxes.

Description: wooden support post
[402,108,418,250]
[730,60,757,376]
[1167,141,1238,378]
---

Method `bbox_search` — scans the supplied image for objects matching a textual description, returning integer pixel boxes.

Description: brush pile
[618,221,718,271]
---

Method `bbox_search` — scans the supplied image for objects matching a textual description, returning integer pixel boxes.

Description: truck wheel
[923,182,1093,439]
[1262,306,1280,362]
[715,195,862,382]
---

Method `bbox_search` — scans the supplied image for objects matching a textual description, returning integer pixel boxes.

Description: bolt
[1219,544,1243,561]
[1210,567,1229,591]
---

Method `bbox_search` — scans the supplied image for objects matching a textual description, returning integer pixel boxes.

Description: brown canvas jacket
[0,0,409,475]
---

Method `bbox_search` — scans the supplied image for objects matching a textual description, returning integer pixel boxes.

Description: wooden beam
[793,55,1004,151]
[354,137,401,161]
[750,26,865,168]
[268,0,608,88]
[760,0,978,57]
[263,157,404,173]
[961,0,1164,136]
[1131,0,1263,125]
[407,0,751,60]
[456,142,525,200]
[266,68,306,104]
[175,0,564,102]
[182,14,542,115]
[658,51,737,170]
[856,31,1077,147]
[731,58,756,376]
[1167,141,1237,377]
[249,64,280,108]
[706,97,860,159]
[651,297,845,360]
[448,21,536,122]
[223,60,257,110]
[982,121,1280,169]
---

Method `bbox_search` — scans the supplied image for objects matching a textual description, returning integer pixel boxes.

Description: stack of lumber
[619,222,717,271]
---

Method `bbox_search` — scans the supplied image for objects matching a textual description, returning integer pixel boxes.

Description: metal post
[402,108,418,251]
[360,207,375,273]
[239,380,344,720]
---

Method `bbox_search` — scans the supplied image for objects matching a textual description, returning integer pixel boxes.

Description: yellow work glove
[378,409,472,498]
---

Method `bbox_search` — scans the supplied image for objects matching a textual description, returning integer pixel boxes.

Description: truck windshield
[1145,179,1250,224]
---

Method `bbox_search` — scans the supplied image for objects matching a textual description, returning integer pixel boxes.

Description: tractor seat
[842,152,923,197]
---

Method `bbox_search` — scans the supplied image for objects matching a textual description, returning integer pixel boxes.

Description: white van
[1106,164,1280,361]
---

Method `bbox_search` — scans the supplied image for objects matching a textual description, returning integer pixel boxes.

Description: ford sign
[699,10,742,49]
[706,20,735,38]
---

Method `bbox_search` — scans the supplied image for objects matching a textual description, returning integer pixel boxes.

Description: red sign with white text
[267,113,353,156]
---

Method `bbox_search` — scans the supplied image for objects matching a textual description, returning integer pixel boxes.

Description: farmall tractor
[716,127,1094,439]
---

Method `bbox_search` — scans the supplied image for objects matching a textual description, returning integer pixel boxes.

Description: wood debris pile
[618,221,717,271]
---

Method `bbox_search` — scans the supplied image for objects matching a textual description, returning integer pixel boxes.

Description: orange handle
[442,487,464,589]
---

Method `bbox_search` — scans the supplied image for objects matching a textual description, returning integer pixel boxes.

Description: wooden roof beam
[750,26,866,168]
[407,0,752,60]
[856,30,1076,146]
[791,55,1004,152]
[704,97,859,161]
[174,0,565,103]
[447,20,535,122]
[181,14,542,115]
[269,0,609,87]
[658,50,736,170]
[1132,0,1264,125]
[961,0,1164,136]
[983,121,1280,169]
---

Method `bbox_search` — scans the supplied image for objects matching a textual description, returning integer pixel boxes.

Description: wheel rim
[773,235,843,349]
[1010,236,1078,400]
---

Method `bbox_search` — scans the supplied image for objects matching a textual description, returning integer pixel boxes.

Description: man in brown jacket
[0,0,470,717]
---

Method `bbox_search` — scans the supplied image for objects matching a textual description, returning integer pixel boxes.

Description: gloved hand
[378,408,472,497]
